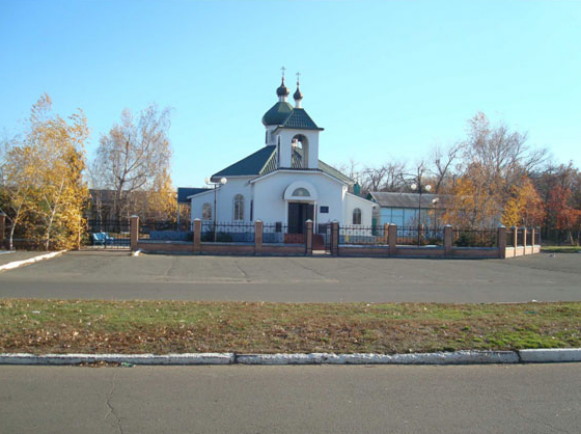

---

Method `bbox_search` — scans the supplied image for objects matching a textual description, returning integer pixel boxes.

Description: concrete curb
[518,348,581,363]
[0,251,66,272]
[0,353,234,365]
[1,349,579,366]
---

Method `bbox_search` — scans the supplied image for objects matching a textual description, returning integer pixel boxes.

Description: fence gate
[315,223,332,254]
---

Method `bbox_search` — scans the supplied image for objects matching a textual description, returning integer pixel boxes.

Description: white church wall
[343,192,375,227]
[190,190,214,221]
[190,178,253,223]
[252,171,344,227]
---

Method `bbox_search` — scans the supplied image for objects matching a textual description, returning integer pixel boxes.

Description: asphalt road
[1,364,579,433]
[0,250,579,302]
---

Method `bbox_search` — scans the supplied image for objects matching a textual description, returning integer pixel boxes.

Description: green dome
[262,101,294,126]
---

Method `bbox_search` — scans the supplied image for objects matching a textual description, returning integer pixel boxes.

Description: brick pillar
[388,224,397,256]
[193,219,202,254]
[522,226,528,255]
[444,225,453,257]
[305,220,313,256]
[497,225,507,259]
[0,212,5,246]
[254,220,263,255]
[383,223,389,245]
[331,221,339,256]
[130,215,139,252]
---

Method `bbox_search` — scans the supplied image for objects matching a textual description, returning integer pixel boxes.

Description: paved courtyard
[0,250,579,302]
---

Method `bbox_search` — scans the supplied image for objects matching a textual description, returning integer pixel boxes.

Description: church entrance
[288,202,314,234]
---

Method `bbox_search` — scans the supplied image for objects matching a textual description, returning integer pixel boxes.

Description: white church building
[189,76,375,236]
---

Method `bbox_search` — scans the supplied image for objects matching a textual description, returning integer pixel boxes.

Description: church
[189,75,376,236]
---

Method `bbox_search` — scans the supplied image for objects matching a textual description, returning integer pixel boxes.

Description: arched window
[233,194,244,221]
[292,187,310,197]
[352,208,362,225]
[202,203,212,220]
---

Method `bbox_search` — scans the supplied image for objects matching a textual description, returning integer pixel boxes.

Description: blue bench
[92,232,114,246]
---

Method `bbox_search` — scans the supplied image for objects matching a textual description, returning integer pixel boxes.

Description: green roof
[262,103,322,131]
[280,108,322,130]
[212,145,353,184]
[212,146,277,179]
[262,102,294,126]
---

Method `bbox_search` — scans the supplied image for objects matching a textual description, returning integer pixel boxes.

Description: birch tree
[1,94,89,249]
[91,105,173,221]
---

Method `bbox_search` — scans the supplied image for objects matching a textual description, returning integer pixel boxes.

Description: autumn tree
[445,113,546,229]
[443,163,502,228]
[502,176,545,228]
[530,163,581,244]
[0,140,36,249]
[147,167,176,221]
[0,94,89,250]
[91,105,173,220]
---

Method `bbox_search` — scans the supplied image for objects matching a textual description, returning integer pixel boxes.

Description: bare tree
[463,112,547,183]
[359,161,408,193]
[429,143,461,193]
[92,105,173,220]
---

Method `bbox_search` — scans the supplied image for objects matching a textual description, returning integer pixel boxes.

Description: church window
[292,187,310,197]
[352,208,362,225]
[233,194,244,221]
[202,203,212,220]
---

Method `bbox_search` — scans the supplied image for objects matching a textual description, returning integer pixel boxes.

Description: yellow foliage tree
[502,177,545,228]
[147,168,176,221]
[443,163,503,229]
[2,94,89,250]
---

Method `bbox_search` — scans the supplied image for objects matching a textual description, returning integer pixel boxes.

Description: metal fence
[200,221,255,243]
[339,225,386,245]
[453,228,497,248]
[86,219,131,248]
[396,226,443,246]
[541,228,578,246]
[139,220,192,241]
[262,223,304,244]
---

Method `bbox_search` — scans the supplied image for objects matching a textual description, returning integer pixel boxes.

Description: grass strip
[1,299,580,355]
[542,246,581,253]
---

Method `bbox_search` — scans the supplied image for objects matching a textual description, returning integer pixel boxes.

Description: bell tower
[262,70,324,170]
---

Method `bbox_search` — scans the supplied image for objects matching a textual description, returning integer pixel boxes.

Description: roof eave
[273,126,324,133]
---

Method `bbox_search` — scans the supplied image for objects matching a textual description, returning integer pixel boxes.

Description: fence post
[522,226,527,255]
[193,219,202,254]
[531,227,536,248]
[388,224,397,256]
[130,215,139,252]
[331,221,339,256]
[444,225,453,257]
[383,223,389,245]
[497,225,506,259]
[0,212,5,247]
[254,220,263,255]
[305,220,313,256]
[512,226,518,250]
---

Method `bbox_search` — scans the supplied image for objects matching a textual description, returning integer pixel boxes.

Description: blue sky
[1,0,579,188]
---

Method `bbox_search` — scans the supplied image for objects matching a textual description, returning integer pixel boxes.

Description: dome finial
[276,66,290,101]
[293,72,303,108]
